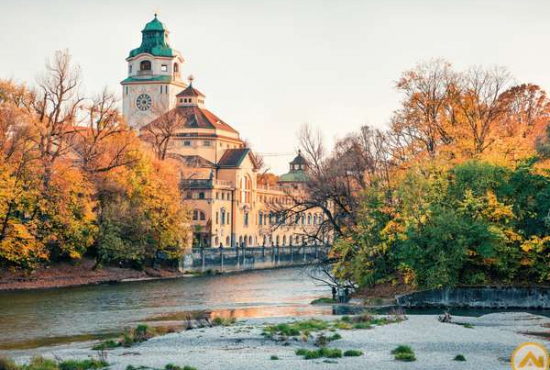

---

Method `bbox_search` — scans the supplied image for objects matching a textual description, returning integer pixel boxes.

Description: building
[122,15,328,247]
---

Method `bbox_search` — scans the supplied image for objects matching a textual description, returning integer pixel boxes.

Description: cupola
[176,76,206,108]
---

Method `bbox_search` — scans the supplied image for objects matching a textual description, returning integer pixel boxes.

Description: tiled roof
[218,148,259,169]
[144,105,238,134]
[120,75,174,84]
[176,85,205,97]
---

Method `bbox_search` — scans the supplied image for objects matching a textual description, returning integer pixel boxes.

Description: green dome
[128,15,175,58]
[279,171,309,183]
[143,15,166,32]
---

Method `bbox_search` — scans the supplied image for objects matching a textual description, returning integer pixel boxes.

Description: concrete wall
[180,245,329,273]
[396,286,550,309]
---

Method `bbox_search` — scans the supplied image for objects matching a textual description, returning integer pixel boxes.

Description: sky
[1,0,550,174]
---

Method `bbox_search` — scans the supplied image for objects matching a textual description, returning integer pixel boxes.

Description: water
[0,267,332,352]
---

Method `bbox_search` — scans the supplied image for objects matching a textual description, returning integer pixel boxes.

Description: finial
[153,8,160,18]
[188,74,195,86]
[298,149,302,156]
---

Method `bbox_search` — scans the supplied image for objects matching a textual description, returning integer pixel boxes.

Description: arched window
[244,212,249,226]
[240,176,252,203]
[276,235,280,246]
[174,63,179,73]
[221,209,226,224]
[225,236,230,246]
[248,236,253,245]
[313,214,318,225]
[301,214,305,225]
[259,211,263,226]
[282,235,287,246]
[214,236,219,246]
[307,213,312,225]
[140,60,151,71]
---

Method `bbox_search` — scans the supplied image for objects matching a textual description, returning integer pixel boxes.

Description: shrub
[343,350,363,357]
[92,339,120,351]
[164,365,197,370]
[270,356,279,360]
[462,323,474,329]
[392,345,416,362]
[58,360,108,370]
[311,298,336,305]
[0,357,19,370]
[295,348,342,360]
[26,357,58,370]
[454,354,466,361]
[395,352,416,362]
[211,316,237,327]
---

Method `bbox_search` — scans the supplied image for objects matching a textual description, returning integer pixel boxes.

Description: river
[0,267,332,352]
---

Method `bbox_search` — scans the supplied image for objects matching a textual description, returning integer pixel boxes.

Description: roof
[144,105,239,134]
[167,153,215,168]
[279,170,309,183]
[176,84,205,98]
[290,150,307,166]
[129,15,175,58]
[121,75,174,84]
[218,148,259,169]
[143,15,166,32]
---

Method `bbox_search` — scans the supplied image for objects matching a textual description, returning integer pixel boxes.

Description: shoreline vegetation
[3,312,547,370]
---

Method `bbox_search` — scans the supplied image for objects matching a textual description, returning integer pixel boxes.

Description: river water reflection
[0,267,331,351]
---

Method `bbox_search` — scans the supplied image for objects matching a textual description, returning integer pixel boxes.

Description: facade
[124,16,328,247]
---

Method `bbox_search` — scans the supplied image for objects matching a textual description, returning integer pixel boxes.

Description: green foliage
[392,346,416,362]
[310,298,336,304]
[343,350,363,357]
[295,348,342,360]
[91,339,120,351]
[269,356,279,361]
[165,364,197,370]
[0,357,19,370]
[454,354,467,361]
[334,160,550,289]
[211,316,237,327]
[58,360,107,370]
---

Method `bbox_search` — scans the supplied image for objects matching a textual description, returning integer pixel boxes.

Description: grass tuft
[454,354,466,361]
[392,345,416,362]
[343,350,363,357]
[269,356,279,361]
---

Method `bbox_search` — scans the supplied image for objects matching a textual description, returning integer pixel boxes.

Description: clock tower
[121,14,187,129]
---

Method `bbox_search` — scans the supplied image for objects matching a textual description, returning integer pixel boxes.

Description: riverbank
[0,259,183,292]
[6,312,549,370]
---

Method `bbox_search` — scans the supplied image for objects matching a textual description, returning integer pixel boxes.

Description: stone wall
[396,286,550,309]
[180,245,328,273]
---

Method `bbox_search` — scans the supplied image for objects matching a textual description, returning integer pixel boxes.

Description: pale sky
[1,0,550,174]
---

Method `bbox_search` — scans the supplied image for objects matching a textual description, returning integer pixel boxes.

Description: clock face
[136,94,152,111]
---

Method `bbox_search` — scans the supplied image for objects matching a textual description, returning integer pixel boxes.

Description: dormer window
[140,60,151,71]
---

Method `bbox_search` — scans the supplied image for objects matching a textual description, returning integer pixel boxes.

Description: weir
[179,245,329,273]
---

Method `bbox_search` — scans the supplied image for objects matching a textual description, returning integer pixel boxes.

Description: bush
[454,354,466,361]
[58,360,108,370]
[270,356,279,360]
[392,345,416,362]
[395,353,416,362]
[0,357,19,370]
[164,365,197,370]
[211,316,236,327]
[92,339,120,351]
[311,298,336,305]
[295,348,342,360]
[26,357,58,370]
[343,350,363,357]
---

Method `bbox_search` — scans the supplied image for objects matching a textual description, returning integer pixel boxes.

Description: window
[244,212,249,226]
[193,210,205,221]
[216,192,219,200]
[198,192,205,200]
[184,141,191,147]
[203,140,211,146]
[307,213,312,225]
[140,60,151,71]
[221,210,226,225]
[259,211,263,226]
[129,65,133,74]
[125,86,128,95]
[240,176,252,204]
[161,64,168,72]
[174,63,179,73]
[215,212,219,224]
